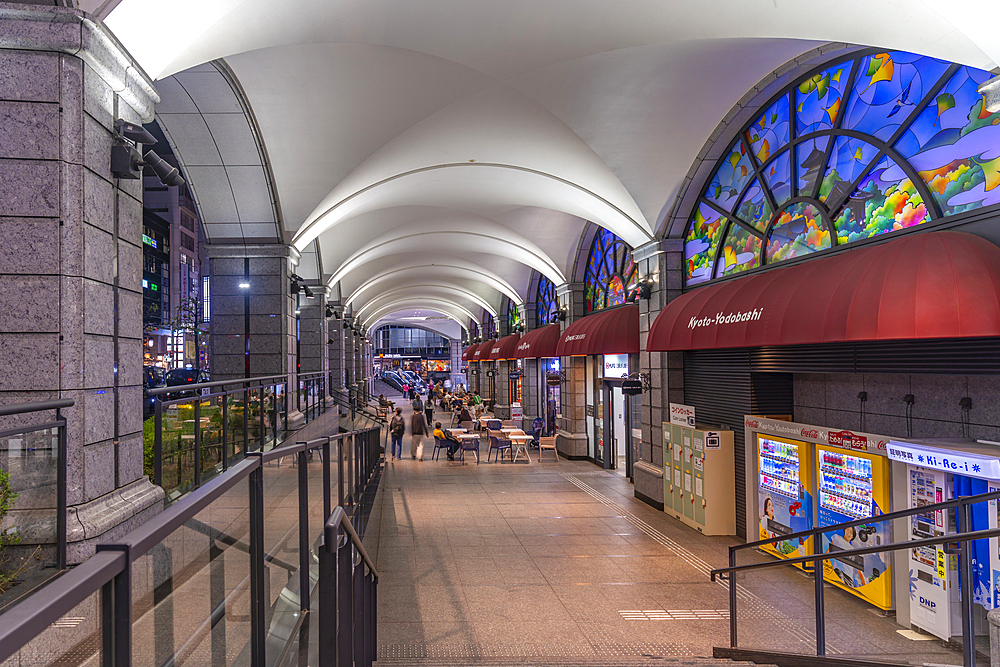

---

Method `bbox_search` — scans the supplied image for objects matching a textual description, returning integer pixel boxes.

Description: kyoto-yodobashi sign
[688,308,764,330]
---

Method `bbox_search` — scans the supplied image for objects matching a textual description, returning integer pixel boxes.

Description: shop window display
[584,229,637,313]
[684,50,1000,286]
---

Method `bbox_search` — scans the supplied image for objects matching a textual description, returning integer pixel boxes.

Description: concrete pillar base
[287,409,306,431]
[66,478,163,564]
[556,430,589,458]
[494,403,511,419]
[633,461,665,510]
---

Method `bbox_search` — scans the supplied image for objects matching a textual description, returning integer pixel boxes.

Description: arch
[583,227,638,314]
[345,262,523,310]
[681,49,1000,286]
[327,224,566,288]
[355,284,499,322]
[361,298,480,330]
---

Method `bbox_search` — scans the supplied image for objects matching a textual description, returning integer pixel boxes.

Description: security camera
[114,119,156,145]
[144,151,185,186]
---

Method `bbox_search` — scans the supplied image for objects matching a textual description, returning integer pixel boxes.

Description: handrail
[148,374,286,396]
[714,485,1000,665]
[0,398,74,417]
[327,505,379,577]
[711,524,1000,579]
[735,486,1000,554]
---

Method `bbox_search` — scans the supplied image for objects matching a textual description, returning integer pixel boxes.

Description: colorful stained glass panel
[795,63,848,135]
[718,223,762,277]
[704,140,755,213]
[747,94,790,162]
[685,202,727,285]
[795,135,830,197]
[766,202,831,264]
[895,67,1000,215]
[763,150,792,207]
[734,178,773,231]
[607,275,626,307]
[819,136,881,203]
[832,155,931,244]
[842,52,951,142]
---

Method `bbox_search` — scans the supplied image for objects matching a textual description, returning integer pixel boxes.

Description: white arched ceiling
[356,285,499,324]
[361,299,480,330]
[346,263,522,311]
[100,0,1000,321]
[328,218,565,288]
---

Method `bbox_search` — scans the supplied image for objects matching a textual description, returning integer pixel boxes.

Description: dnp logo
[919,597,937,611]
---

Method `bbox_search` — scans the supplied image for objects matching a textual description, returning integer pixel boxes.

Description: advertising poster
[757,434,813,560]
[816,446,892,610]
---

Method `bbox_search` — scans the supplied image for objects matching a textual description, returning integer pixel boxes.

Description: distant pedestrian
[412,393,423,414]
[402,382,409,399]
[410,408,429,460]
[389,408,405,461]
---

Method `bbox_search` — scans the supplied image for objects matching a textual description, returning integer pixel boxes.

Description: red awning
[471,340,495,361]
[462,344,479,362]
[648,231,1000,351]
[487,333,521,360]
[555,305,639,356]
[513,324,562,358]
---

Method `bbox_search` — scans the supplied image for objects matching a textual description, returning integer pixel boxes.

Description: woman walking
[410,407,429,460]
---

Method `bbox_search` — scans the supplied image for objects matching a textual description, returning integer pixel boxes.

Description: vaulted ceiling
[89,0,1000,333]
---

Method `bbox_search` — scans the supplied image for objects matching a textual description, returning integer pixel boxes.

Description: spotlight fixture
[325,305,335,318]
[110,120,184,185]
[552,308,567,322]
[239,282,251,289]
[303,285,315,299]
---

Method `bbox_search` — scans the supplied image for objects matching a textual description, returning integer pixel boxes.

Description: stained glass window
[683,50,1000,286]
[536,275,558,326]
[507,301,522,333]
[584,229,637,313]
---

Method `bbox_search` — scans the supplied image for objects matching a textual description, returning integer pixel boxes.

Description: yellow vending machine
[756,434,814,560]
[663,423,735,535]
[814,444,892,610]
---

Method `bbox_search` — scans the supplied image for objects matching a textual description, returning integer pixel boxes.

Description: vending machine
[662,423,736,535]
[887,439,1000,640]
[757,434,813,560]
[815,445,892,610]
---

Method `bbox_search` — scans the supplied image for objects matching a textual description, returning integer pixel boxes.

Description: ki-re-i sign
[886,440,1000,480]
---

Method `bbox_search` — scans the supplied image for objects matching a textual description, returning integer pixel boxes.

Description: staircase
[373,658,771,667]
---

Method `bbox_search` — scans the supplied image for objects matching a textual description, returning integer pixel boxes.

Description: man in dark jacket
[410,408,429,460]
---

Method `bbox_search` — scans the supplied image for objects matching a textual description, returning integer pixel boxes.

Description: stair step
[374,658,768,667]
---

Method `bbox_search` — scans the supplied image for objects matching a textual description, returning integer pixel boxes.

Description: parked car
[143,366,166,417]
[164,368,211,399]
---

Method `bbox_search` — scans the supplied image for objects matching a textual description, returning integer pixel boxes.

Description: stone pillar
[328,306,345,394]
[343,316,357,399]
[0,7,164,562]
[297,285,328,379]
[556,282,589,458]
[634,240,684,510]
[206,244,304,427]
[495,358,511,419]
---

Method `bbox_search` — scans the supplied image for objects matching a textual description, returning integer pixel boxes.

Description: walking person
[410,407,429,460]
[401,382,410,400]
[389,408,405,462]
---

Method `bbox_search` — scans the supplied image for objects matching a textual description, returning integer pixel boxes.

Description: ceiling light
[239,282,250,289]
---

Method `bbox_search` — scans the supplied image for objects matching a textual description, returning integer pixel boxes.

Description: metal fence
[0,426,381,667]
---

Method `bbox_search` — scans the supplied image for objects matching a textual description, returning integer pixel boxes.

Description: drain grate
[618,609,729,621]
[378,642,693,659]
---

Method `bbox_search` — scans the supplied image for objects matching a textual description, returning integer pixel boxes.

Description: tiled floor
[365,403,971,665]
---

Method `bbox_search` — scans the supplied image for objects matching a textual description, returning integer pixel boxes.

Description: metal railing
[0,399,72,597]
[711,486,1000,667]
[0,425,382,667]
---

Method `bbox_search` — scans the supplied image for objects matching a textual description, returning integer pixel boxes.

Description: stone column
[206,244,304,427]
[297,285,328,379]
[556,282,589,458]
[343,316,357,400]
[0,7,164,563]
[328,306,345,394]
[494,357,511,419]
[634,240,684,510]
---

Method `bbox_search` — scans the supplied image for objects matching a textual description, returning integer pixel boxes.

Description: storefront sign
[511,402,523,421]
[586,405,595,417]
[670,403,696,427]
[886,440,1000,480]
[546,373,561,386]
[508,371,521,380]
[603,354,629,378]
[743,415,889,455]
